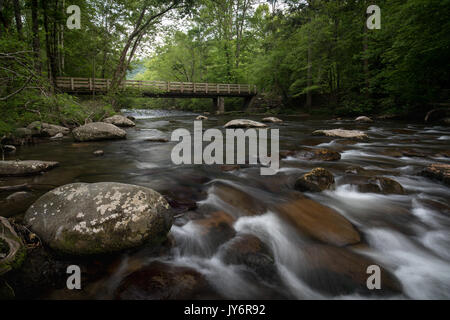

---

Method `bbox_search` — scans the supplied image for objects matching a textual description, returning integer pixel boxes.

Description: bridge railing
[55,77,257,95]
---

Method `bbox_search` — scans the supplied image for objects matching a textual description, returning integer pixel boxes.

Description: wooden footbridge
[55,77,257,113]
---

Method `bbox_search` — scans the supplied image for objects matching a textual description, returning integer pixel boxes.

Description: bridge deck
[56,77,257,97]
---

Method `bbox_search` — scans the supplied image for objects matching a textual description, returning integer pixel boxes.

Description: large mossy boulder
[0,160,59,177]
[72,122,126,142]
[24,182,172,255]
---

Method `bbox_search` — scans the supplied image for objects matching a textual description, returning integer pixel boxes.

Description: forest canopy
[0,0,449,134]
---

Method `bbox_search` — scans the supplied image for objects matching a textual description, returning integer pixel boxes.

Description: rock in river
[295,147,341,161]
[275,196,361,246]
[27,121,70,137]
[115,261,221,299]
[223,119,267,128]
[103,115,136,127]
[421,163,450,186]
[24,182,172,255]
[262,117,283,123]
[72,122,126,142]
[355,116,373,123]
[294,167,335,192]
[298,244,402,296]
[313,129,368,140]
[0,160,59,176]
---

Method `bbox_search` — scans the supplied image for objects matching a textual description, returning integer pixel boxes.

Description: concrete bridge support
[212,96,225,114]
[243,96,255,111]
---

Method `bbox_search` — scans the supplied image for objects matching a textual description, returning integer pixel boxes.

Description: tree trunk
[13,0,23,40]
[31,0,41,74]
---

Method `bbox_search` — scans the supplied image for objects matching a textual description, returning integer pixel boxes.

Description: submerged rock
[213,182,266,216]
[294,168,335,192]
[421,163,450,186]
[0,160,59,177]
[103,115,135,127]
[93,150,104,156]
[275,196,361,246]
[24,182,172,255]
[295,147,341,161]
[192,211,236,250]
[359,177,405,195]
[221,234,275,280]
[262,117,283,123]
[223,119,267,129]
[115,261,221,299]
[0,191,35,217]
[196,115,208,120]
[72,122,126,142]
[312,129,368,140]
[299,244,402,296]
[355,116,373,123]
[0,217,26,276]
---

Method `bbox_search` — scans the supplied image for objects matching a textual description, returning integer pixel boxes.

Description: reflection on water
[1,109,449,299]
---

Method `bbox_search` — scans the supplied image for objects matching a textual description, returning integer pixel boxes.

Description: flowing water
[2,109,449,299]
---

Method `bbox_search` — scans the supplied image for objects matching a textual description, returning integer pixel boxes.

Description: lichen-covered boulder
[72,122,126,142]
[24,182,172,255]
[223,119,267,128]
[103,115,136,127]
[0,160,59,176]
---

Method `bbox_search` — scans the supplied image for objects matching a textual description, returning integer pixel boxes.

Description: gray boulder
[0,160,59,176]
[313,129,368,140]
[27,121,70,137]
[103,115,135,127]
[223,119,267,128]
[72,122,126,142]
[24,182,172,255]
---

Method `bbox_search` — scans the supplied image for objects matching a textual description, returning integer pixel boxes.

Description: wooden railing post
[89,78,92,91]
[227,84,230,94]
[70,78,74,91]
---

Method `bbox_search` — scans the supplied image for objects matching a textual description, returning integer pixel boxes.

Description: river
[2,109,450,299]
